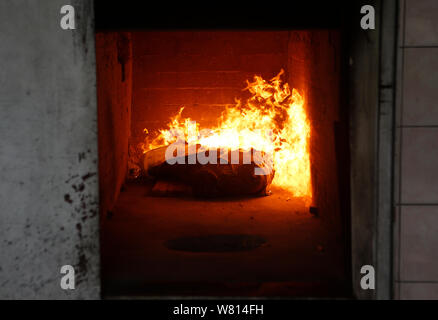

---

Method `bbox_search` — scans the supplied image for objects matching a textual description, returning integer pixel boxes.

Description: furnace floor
[102,182,350,298]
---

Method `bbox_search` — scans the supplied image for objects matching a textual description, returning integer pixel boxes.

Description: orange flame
[141,70,312,201]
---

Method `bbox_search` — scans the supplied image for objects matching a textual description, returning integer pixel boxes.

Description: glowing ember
[140,70,312,201]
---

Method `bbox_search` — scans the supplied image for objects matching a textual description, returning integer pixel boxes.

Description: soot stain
[65,174,79,184]
[81,172,96,181]
[64,194,73,204]
[78,152,86,162]
[72,183,85,192]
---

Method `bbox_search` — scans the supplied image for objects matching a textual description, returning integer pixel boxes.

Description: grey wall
[0,0,100,298]
[394,0,438,299]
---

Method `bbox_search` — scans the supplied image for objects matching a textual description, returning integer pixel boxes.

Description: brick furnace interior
[96,30,351,297]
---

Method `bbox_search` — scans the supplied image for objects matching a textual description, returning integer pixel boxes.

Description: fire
[141,70,312,201]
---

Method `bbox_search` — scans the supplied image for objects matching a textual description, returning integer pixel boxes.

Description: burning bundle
[137,70,312,201]
[142,144,274,197]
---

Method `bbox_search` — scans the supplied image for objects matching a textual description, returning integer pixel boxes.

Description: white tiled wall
[395,0,438,300]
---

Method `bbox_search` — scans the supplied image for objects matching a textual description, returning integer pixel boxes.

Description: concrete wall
[394,0,438,299]
[0,0,100,298]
